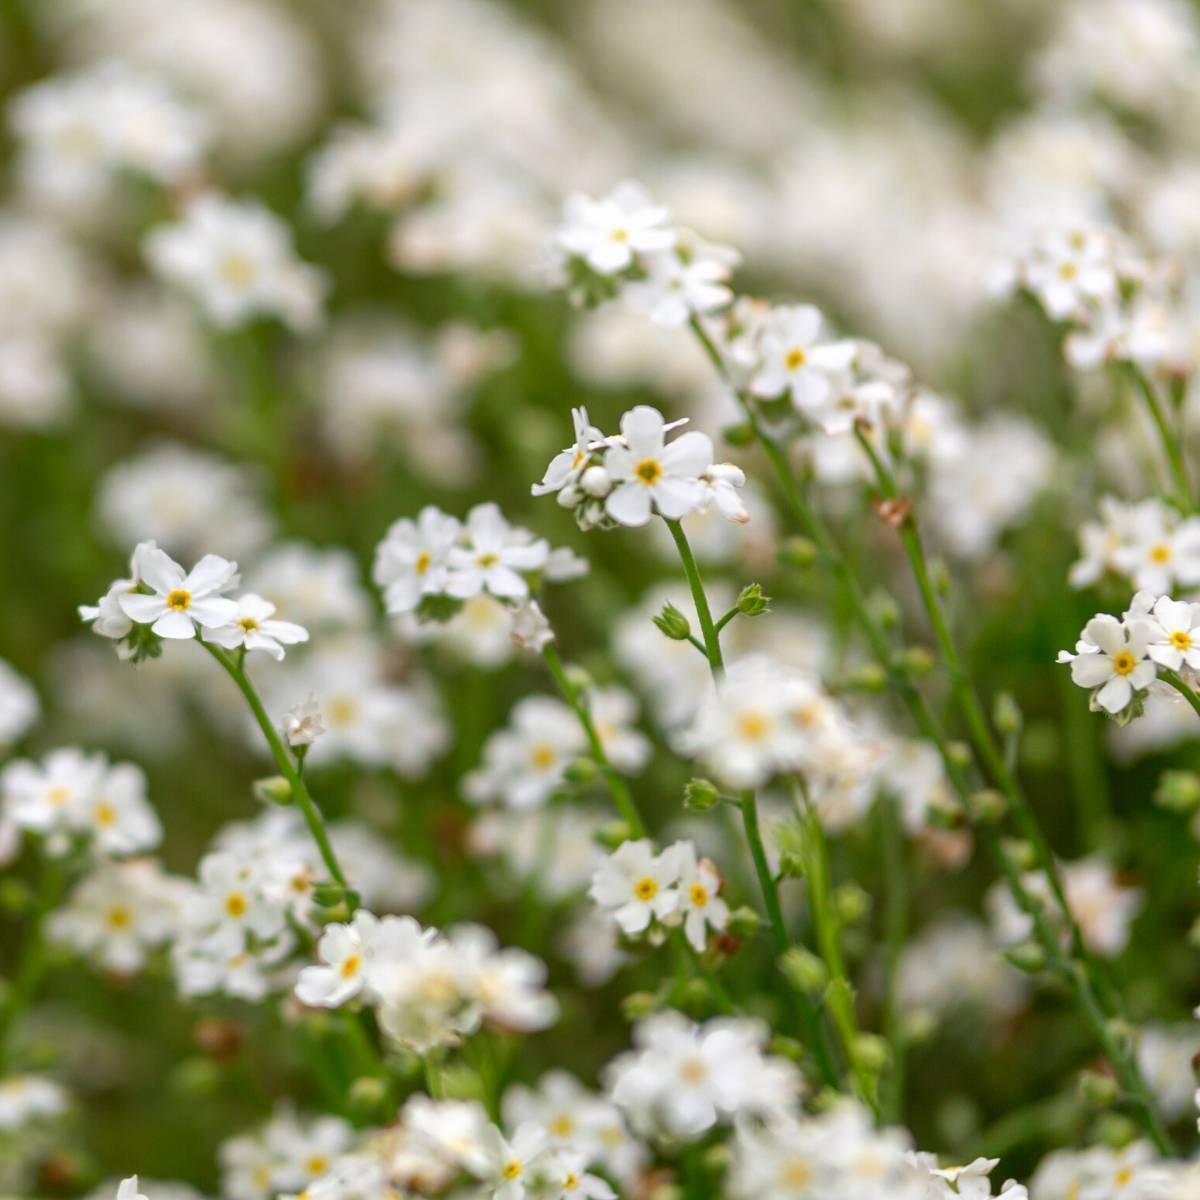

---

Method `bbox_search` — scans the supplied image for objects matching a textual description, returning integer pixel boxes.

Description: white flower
[603,406,713,527]
[116,1178,149,1200]
[2,746,106,843]
[555,181,675,275]
[674,842,730,952]
[1021,226,1119,320]
[1144,595,1200,671]
[532,407,604,499]
[589,839,683,936]
[281,695,325,747]
[607,1012,800,1139]
[698,462,749,524]
[1061,613,1157,714]
[749,304,857,411]
[145,192,325,331]
[544,1149,616,1200]
[0,659,38,747]
[373,506,463,614]
[295,910,380,1008]
[183,850,286,958]
[117,544,239,640]
[509,599,554,653]
[465,1122,550,1200]
[625,238,738,329]
[0,1074,68,1130]
[205,593,309,661]
[82,761,161,855]
[445,504,549,601]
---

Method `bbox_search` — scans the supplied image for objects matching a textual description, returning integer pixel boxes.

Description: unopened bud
[1155,769,1200,814]
[993,692,1022,737]
[348,1075,391,1121]
[312,881,351,909]
[563,758,599,785]
[778,848,805,878]
[778,537,818,570]
[767,1035,805,1062]
[869,591,900,630]
[946,740,973,772]
[894,646,935,679]
[683,778,721,812]
[253,775,294,807]
[653,602,692,642]
[838,663,888,694]
[966,789,1007,826]
[1078,1069,1119,1108]
[834,882,871,926]
[1002,837,1036,871]
[781,946,828,996]
[931,558,952,596]
[722,422,756,447]
[580,465,611,497]
[726,906,761,937]
[621,991,660,1021]
[854,1033,890,1075]
[596,821,633,850]
[1004,941,1047,974]
[736,583,771,617]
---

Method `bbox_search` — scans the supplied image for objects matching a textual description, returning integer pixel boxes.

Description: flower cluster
[532,404,747,530]
[1070,496,1200,594]
[1059,591,1200,718]
[81,541,308,664]
[295,909,557,1053]
[589,838,729,953]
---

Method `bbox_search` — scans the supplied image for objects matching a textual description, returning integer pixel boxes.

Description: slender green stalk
[878,794,909,1123]
[0,853,65,1071]
[664,519,724,674]
[201,643,354,905]
[662,515,839,1086]
[541,642,646,837]
[794,782,880,1116]
[1125,363,1192,512]
[684,315,1175,1151]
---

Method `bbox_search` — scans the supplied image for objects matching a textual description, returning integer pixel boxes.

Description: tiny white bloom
[205,592,309,660]
[117,543,239,640]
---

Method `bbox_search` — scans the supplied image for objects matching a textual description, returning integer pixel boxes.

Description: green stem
[684,316,1175,1152]
[1125,363,1192,512]
[0,853,65,1071]
[878,794,909,1123]
[201,643,354,905]
[795,783,880,1116]
[664,519,724,674]
[541,643,646,837]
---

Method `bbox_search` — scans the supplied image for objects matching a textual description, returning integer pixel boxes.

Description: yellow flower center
[224,892,248,918]
[1171,629,1192,650]
[529,742,556,770]
[736,710,771,741]
[220,254,256,287]
[689,882,709,907]
[47,785,71,807]
[415,550,432,575]
[1115,1167,1133,1185]
[238,617,259,632]
[781,1159,813,1188]
[502,1160,522,1180]
[635,458,662,484]
[166,588,191,611]
[94,802,116,826]
[784,346,807,371]
[339,953,362,979]
[1112,650,1137,675]
[1149,542,1172,564]
[1058,261,1079,280]
[634,876,658,901]
[327,696,358,727]
[105,905,132,930]
[679,1056,707,1083]
[564,1173,580,1191]
[550,1114,575,1137]
[305,1156,329,1176]
[477,552,499,567]
[610,227,628,243]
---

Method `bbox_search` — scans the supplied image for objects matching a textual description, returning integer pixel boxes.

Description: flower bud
[778,537,818,570]
[621,991,660,1021]
[854,1033,890,1075]
[683,778,721,811]
[1004,941,1047,974]
[580,465,611,497]
[778,848,805,878]
[563,758,599,785]
[596,820,632,850]
[653,602,692,641]
[781,946,828,996]
[966,789,1007,826]
[557,484,581,508]
[312,881,354,909]
[726,906,760,937]
[1078,1069,1119,1108]
[347,1075,391,1122]
[993,691,1022,737]
[946,740,973,772]
[834,882,871,926]
[1154,769,1200,813]
[253,775,294,807]
[735,583,770,617]
[894,646,935,679]
[722,421,756,447]
[1002,837,1037,871]
[837,663,888,693]
[868,590,900,630]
